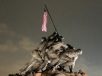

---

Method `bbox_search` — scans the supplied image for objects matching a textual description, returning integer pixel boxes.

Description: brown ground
[33,69,87,76]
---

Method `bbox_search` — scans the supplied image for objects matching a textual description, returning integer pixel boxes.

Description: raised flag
[42,8,48,32]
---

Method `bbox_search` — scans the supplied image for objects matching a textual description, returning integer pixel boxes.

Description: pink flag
[42,8,47,32]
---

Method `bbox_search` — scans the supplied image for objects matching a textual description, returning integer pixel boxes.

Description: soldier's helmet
[59,36,64,39]
[48,32,59,40]
[66,44,74,49]
[76,49,82,55]
[52,31,58,36]
[55,36,64,42]
[41,37,46,42]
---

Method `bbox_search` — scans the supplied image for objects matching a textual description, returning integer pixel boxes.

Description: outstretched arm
[66,49,82,58]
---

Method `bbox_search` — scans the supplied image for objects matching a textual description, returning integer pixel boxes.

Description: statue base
[8,69,87,76]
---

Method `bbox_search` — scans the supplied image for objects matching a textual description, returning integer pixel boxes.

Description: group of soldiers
[19,32,82,75]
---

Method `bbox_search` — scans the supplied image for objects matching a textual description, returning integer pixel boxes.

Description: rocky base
[41,69,87,76]
[8,69,87,76]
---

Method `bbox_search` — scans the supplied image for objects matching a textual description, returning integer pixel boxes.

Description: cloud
[0,23,39,76]
[19,37,38,51]
[0,23,38,52]
[0,59,29,76]
[0,23,15,36]
[0,36,38,52]
[0,40,18,52]
[0,23,8,33]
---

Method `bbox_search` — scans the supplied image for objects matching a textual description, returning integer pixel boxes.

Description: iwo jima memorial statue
[8,5,87,76]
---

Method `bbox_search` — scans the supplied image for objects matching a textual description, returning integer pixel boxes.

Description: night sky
[0,0,102,76]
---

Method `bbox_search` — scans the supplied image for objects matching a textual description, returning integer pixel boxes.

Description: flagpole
[44,5,58,33]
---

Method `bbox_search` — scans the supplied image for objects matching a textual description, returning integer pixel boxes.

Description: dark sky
[0,0,102,76]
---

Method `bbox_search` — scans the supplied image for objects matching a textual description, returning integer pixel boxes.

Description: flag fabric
[42,8,48,32]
